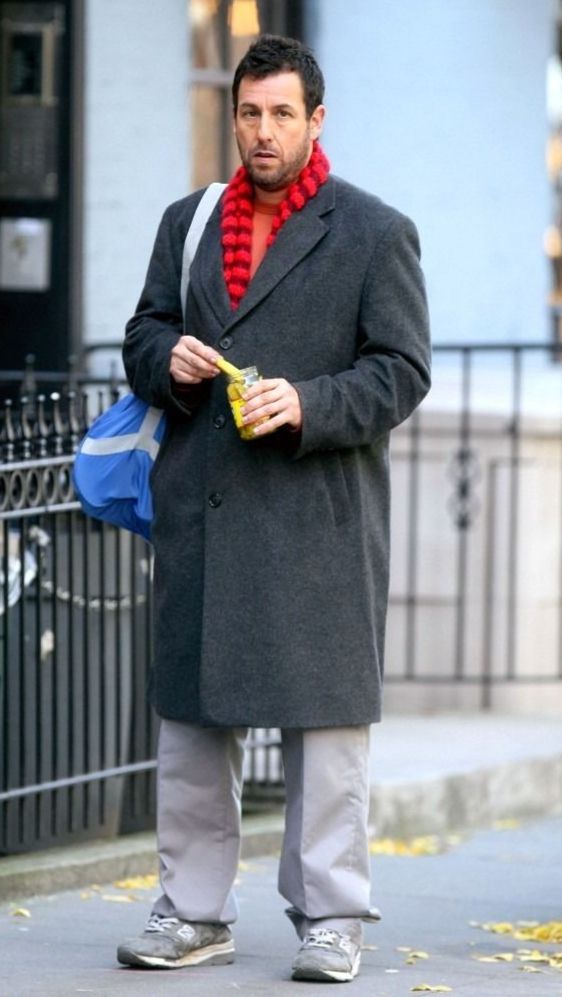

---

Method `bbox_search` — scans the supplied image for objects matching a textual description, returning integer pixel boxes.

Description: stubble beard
[238,129,312,192]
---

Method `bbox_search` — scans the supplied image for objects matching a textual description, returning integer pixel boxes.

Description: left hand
[241,378,302,436]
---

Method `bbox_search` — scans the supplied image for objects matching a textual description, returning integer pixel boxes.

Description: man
[117,34,430,983]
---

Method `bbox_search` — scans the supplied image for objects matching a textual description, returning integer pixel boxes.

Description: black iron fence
[2,344,562,854]
[385,341,562,713]
[0,363,282,855]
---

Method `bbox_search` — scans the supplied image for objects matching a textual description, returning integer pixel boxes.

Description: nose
[257,113,273,143]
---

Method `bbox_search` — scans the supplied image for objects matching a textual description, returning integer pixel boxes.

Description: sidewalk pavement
[2,812,562,995]
[1,713,562,996]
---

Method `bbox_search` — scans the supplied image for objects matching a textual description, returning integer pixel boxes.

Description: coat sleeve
[292,213,431,456]
[122,201,204,415]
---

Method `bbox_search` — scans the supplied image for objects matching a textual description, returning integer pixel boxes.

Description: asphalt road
[1,814,562,996]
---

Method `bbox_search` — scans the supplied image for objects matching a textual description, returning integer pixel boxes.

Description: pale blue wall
[307,0,553,344]
[83,0,189,367]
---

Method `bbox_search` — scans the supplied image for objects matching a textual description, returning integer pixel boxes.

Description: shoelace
[145,915,180,933]
[306,928,342,949]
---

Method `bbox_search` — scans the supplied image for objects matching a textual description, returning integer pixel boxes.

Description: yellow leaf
[519,965,544,973]
[10,907,31,918]
[80,891,92,900]
[101,894,135,903]
[491,952,514,962]
[481,922,514,934]
[492,818,520,830]
[519,951,550,963]
[369,835,445,857]
[113,874,158,890]
[479,919,562,943]
[410,951,430,959]
[410,987,452,993]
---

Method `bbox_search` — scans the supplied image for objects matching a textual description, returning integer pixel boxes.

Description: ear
[310,104,326,140]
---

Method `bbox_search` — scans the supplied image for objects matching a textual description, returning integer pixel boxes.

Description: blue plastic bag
[73,395,166,541]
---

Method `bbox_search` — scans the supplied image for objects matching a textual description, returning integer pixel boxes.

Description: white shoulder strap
[180,182,226,324]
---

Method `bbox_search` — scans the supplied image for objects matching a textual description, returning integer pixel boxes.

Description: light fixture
[229,0,260,38]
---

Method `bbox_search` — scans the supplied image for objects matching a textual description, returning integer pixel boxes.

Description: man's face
[233,71,325,192]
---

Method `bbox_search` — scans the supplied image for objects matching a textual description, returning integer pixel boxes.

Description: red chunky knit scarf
[221,140,330,309]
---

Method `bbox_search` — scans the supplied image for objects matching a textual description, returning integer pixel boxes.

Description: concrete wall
[385,406,562,714]
[307,0,553,345]
[82,0,189,371]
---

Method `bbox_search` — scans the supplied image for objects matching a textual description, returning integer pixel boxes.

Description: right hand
[170,335,221,385]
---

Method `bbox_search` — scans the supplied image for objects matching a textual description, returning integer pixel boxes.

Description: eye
[241,108,258,119]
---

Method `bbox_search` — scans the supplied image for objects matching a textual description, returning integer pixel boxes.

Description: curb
[0,813,284,903]
[2,753,562,903]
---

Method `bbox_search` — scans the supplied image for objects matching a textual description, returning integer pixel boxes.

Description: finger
[181,336,220,363]
[250,412,288,436]
[243,379,282,402]
[176,339,221,377]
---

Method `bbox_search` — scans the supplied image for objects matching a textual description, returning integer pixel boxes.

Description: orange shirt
[250,200,278,279]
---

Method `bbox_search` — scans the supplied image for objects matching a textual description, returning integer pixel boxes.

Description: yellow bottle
[224,365,268,440]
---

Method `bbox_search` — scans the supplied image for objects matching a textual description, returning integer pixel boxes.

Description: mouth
[252,150,278,162]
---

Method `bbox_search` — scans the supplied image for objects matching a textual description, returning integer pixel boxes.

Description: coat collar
[189,176,337,333]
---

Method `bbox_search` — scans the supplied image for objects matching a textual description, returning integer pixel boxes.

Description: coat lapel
[188,176,337,333]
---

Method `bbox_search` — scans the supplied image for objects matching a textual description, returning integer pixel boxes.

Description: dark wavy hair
[232,34,325,119]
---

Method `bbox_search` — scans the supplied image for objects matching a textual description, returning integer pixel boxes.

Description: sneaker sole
[291,951,360,983]
[117,939,235,969]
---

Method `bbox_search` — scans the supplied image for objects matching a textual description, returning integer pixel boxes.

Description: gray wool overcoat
[123,175,431,728]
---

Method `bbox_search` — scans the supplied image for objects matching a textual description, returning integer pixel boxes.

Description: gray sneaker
[291,927,361,982]
[117,913,235,969]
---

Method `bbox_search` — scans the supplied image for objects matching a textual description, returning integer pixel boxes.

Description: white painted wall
[82,0,189,370]
[307,0,553,345]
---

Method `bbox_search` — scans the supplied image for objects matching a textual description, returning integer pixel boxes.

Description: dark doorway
[0,0,80,372]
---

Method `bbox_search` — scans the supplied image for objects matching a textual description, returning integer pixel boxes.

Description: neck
[254,185,288,207]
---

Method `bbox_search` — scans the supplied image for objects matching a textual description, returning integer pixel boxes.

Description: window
[189,0,303,189]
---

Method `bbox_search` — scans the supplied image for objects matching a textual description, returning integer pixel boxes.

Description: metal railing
[0,364,282,855]
[385,341,562,712]
[2,343,562,854]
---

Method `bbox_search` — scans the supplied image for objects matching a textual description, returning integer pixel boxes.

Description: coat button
[219,335,233,350]
[208,493,222,508]
[213,414,226,429]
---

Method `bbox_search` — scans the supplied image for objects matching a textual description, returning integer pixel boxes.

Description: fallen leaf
[369,836,445,857]
[397,946,413,952]
[481,922,514,934]
[479,920,562,944]
[518,965,544,973]
[113,874,158,890]
[10,908,31,918]
[518,951,551,964]
[361,944,378,951]
[410,987,452,993]
[492,818,521,831]
[473,952,514,963]
[101,894,135,903]
[407,952,430,965]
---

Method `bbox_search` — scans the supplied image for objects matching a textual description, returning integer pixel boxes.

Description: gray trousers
[152,720,379,938]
